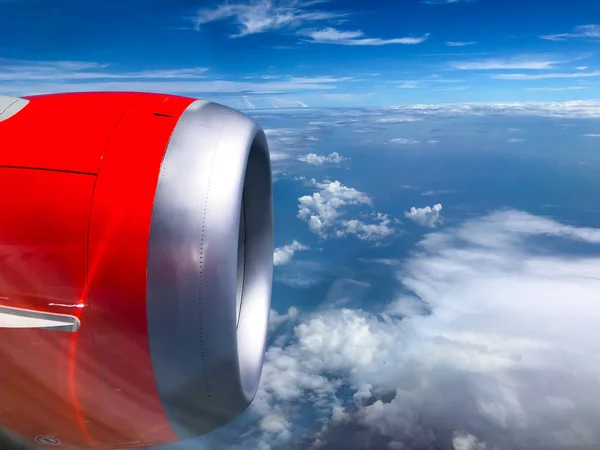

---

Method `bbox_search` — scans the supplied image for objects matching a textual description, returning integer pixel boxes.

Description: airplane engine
[0,92,273,449]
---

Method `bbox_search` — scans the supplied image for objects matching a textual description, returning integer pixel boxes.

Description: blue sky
[2,0,600,108]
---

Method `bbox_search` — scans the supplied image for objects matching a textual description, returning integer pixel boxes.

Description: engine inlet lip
[146,100,273,439]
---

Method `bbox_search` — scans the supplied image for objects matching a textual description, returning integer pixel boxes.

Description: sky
[2,0,600,108]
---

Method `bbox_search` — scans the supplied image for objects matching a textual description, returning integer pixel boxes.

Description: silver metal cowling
[146,100,273,438]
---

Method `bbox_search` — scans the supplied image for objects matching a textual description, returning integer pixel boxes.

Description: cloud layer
[250,210,600,449]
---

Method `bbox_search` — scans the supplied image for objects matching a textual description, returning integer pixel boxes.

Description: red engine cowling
[0,92,274,449]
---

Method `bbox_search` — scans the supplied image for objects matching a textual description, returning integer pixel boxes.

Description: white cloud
[382,100,600,119]
[339,213,396,241]
[541,24,600,41]
[194,0,346,37]
[377,116,422,123]
[584,133,600,137]
[269,151,290,162]
[251,210,600,449]
[493,71,600,80]
[389,138,420,145]
[422,189,458,196]
[274,241,309,266]
[298,179,372,237]
[243,95,256,109]
[428,140,440,145]
[423,0,472,3]
[0,59,209,80]
[300,27,430,46]
[297,152,347,165]
[527,86,589,91]
[270,306,300,331]
[404,203,443,228]
[297,179,395,240]
[508,138,525,143]
[436,86,469,91]
[452,433,487,450]
[0,59,347,97]
[446,41,477,47]
[397,81,420,89]
[576,66,589,70]
[451,56,561,70]
[270,97,309,108]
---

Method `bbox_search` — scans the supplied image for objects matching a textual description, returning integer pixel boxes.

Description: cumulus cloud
[273,240,309,266]
[297,179,396,240]
[248,210,600,449]
[297,152,347,165]
[404,203,443,228]
[300,27,430,46]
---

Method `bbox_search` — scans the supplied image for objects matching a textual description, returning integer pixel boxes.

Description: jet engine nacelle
[0,92,273,449]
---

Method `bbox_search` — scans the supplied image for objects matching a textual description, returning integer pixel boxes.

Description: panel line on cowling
[197,128,222,398]
[0,165,96,176]
[236,195,248,330]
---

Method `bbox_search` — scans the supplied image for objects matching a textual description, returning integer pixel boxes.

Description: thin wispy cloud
[397,81,420,89]
[446,41,477,47]
[541,24,600,41]
[194,0,346,37]
[451,56,562,70]
[436,86,469,91]
[383,100,600,119]
[0,58,209,81]
[527,86,589,91]
[396,77,464,89]
[493,71,600,80]
[300,27,430,45]
[422,0,473,3]
[0,59,353,98]
[388,137,420,144]
[242,96,256,108]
